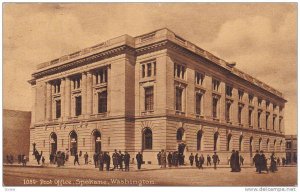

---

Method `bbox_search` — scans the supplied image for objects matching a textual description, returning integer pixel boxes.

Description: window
[98,91,107,113]
[214,132,219,151]
[226,134,232,151]
[143,128,152,150]
[176,87,183,111]
[279,118,282,131]
[141,61,156,78]
[239,136,243,151]
[226,85,233,97]
[197,130,203,151]
[238,105,243,124]
[53,80,61,94]
[258,98,262,107]
[212,79,220,92]
[286,141,292,149]
[266,113,269,129]
[248,95,253,105]
[238,90,244,101]
[145,87,154,111]
[95,68,108,84]
[72,76,81,89]
[273,104,277,111]
[258,111,261,128]
[195,71,204,85]
[75,96,82,116]
[213,97,219,118]
[266,101,270,110]
[174,63,186,79]
[225,101,231,122]
[195,93,202,115]
[273,116,276,130]
[55,100,61,118]
[248,109,253,126]
[176,128,184,141]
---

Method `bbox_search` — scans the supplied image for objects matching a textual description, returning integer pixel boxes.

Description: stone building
[28,28,286,164]
[285,135,297,164]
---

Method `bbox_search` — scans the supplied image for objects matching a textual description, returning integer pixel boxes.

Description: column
[64,77,71,119]
[86,71,93,117]
[30,85,36,127]
[203,75,212,120]
[46,82,52,121]
[61,78,65,119]
[82,72,87,115]
[232,88,239,125]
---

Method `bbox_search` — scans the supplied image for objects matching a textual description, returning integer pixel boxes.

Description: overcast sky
[3,3,297,134]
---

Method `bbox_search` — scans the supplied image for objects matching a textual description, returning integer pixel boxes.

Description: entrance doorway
[69,131,78,156]
[50,132,57,155]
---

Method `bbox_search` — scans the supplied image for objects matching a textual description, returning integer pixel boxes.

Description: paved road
[3,166,297,186]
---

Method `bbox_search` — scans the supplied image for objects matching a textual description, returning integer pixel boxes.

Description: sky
[3,3,297,134]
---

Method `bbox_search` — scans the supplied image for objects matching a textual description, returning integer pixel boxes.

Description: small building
[285,135,297,164]
[3,109,31,162]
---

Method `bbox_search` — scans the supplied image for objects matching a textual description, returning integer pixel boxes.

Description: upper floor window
[75,96,82,116]
[174,63,186,80]
[273,104,277,111]
[53,80,61,94]
[212,79,220,92]
[225,101,232,122]
[55,100,61,118]
[226,85,233,97]
[258,98,262,107]
[258,111,261,128]
[212,97,219,118]
[195,92,203,115]
[273,116,276,130]
[266,101,270,110]
[279,118,282,131]
[238,105,243,124]
[142,60,156,78]
[248,109,253,126]
[145,87,154,111]
[248,95,253,105]
[95,68,108,84]
[175,87,183,111]
[98,91,107,113]
[279,106,283,113]
[238,90,244,101]
[286,141,291,149]
[195,71,204,86]
[266,113,269,129]
[72,76,81,89]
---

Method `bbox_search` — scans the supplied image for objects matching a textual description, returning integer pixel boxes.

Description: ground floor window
[143,128,152,150]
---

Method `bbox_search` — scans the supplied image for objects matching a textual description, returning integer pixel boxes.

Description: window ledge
[175,111,185,115]
[141,110,154,115]
[195,114,204,119]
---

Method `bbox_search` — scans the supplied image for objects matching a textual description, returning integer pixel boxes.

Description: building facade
[29,28,286,164]
[285,135,297,164]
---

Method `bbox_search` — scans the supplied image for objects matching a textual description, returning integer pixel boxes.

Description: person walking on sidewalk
[124,151,130,172]
[136,152,143,170]
[212,152,219,170]
[74,153,80,165]
[199,154,205,169]
[84,152,89,165]
[98,152,104,171]
[93,152,98,168]
[207,155,211,166]
[189,153,194,166]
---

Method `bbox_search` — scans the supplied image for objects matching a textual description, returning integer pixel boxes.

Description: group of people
[157,150,186,168]
[6,154,27,166]
[189,152,220,169]
[253,150,280,174]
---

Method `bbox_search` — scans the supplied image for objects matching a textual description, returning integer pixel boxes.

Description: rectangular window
[273,104,277,111]
[213,97,218,118]
[174,64,186,80]
[248,95,253,105]
[176,87,183,111]
[212,79,220,92]
[238,106,243,124]
[72,76,81,89]
[141,61,156,78]
[273,116,276,130]
[225,102,231,122]
[96,68,108,84]
[195,72,204,85]
[56,100,61,118]
[279,118,282,131]
[147,63,152,77]
[266,101,270,110]
[145,87,154,111]
[248,109,252,126]
[98,91,107,113]
[142,65,145,78]
[238,90,244,101]
[266,113,269,129]
[258,99,262,107]
[226,85,233,97]
[75,96,82,116]
[195,93,202,115]
[258,111,261,128]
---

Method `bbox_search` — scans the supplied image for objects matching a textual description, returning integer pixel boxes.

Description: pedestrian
[195,153,199,168]
[235,151,241,172]
[98,152,104,171]
[74,153,80,165]
[106,152,111,171]
[277,157,281,166]
[112,149,119,170]
[173,152,178,167]
[253,150,260,172]
[22,155,27,166]
[42,156,45,165]
[167,151,172,167]
[212,152,219,170]
[207,155,211,166]
[84,152,89,165]
[258,150,268,174]
[269,152,277,172]
[118,150,124,171]
[199,154,205,169]
[93,152,99,168]
[157,151,161,167]
[124,151,130,171]
[230,150,236,172]
[240,154,244,166]
[79,151,82,157]
[65,151,69,162]
[160,150,167,168]
[189,153,194,166]
[56,151,61,167]
[136,152,143,170]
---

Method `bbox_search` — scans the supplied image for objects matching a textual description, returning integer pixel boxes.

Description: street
[3,166,297,186]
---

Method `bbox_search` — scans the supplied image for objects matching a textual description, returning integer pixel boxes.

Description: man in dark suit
[98,152,104,171]
[124,151,130,171]
[189,153,194,166]
[136,152,143,170]
[212,152,219,170]
[119,150,124,171]
[112,149,119,170]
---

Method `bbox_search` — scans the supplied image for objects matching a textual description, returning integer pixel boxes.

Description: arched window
[214,132,219,151]
[226,134,232,151]
[177,128,185,141]
[143,128,152,150]
[259,138,262,151]
[197,130,203,151]
[91,130,101,153]
[69,131,78,156]
[50,132,57,155]
[239,135,243,151]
